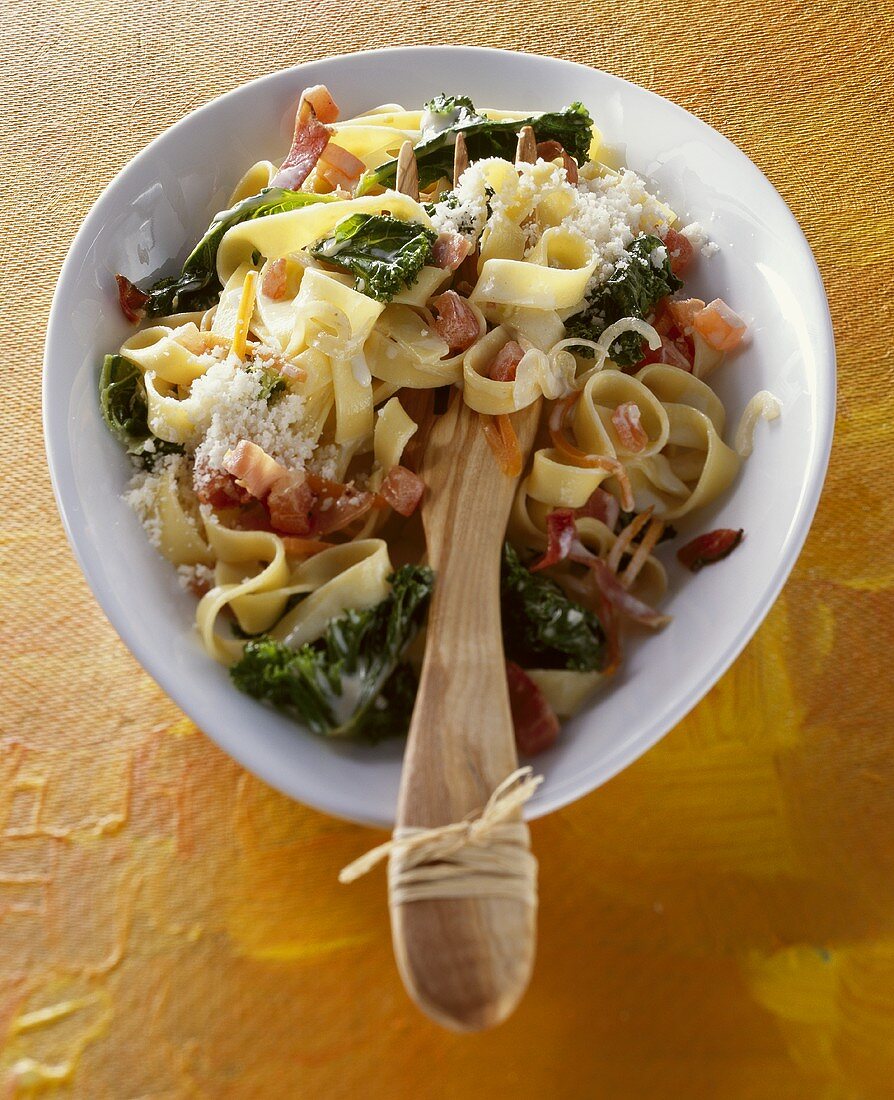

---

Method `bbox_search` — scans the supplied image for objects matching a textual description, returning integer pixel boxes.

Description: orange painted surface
[3,3,893,1095]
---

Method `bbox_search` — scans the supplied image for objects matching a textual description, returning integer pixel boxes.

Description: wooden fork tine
[515,125,537,166]
[396,140,419,200]
[453,132,469,188]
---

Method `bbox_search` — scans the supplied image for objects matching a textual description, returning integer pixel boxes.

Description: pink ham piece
[432,232,472,271]
[667,297,706,332]
[270,93,332,190]
[310,486,378,536]
[302,85,339,124]
[429,290,480,355]
[261,259,292,301]
[611,402,648,453]
[317,142,366,192]
[222,440,288,499]
[692,298,747,351]
[576,553,671,629]
[530,509,577,572]
[575,488,620,532]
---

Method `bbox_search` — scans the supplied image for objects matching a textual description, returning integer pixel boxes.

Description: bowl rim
[43,45,836,825]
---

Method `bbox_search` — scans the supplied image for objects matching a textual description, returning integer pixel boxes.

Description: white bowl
[44,47,835,827]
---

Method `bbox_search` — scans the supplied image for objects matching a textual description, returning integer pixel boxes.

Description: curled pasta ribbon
[366,305,462,389]
[339,768,543,908]
[196,512,393,662]
[121,323,211,387]
[626,402,740,519]
[509,487,668,607]
[462,326,577,415]
[196,520,292,663]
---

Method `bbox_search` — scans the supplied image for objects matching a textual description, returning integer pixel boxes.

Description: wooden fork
[388,130,542,1031]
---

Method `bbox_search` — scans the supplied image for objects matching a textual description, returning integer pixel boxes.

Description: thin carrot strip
[481,413,523,477]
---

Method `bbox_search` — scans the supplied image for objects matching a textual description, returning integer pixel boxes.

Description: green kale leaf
[250,365,287,402]
[501,543,606,672]
[423,93,480,122]
[139,188,333,317]
[308,213,437,302]
[230,565,434,739]
[359,100,594,192]
[99,354,182,464]
[564,234,683,366]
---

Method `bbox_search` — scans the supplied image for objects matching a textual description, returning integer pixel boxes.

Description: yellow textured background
[2,1,893,1095]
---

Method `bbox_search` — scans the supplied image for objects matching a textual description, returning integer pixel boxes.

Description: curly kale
[230,566,434,740]
[423,93,480,122]
[359,99,594,192]
[565,234,683,366]
[501,544,606,673]
[99,354,183,465]
[308,213,437,302]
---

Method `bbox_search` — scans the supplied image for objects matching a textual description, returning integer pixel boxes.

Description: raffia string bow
[339,767,544,907]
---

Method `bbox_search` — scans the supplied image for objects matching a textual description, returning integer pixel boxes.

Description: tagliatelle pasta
[102,84,777,753]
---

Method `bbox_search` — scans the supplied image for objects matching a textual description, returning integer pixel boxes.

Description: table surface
[3,2,893,1096]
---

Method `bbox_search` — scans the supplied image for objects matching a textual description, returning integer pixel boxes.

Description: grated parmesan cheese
[177,562,215,592]
[433,156,674,289]
[680,221,720,258]
[310,442,341,482]
[122,454,185,548]
[177,356,315,491]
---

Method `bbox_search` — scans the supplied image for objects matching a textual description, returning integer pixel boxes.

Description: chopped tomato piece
[302,84,339,124]
[267,471,316,535]
[481,413,523,477]
[115,274,149,323]
[662,227,694,277]
[317,142,366,192]
[430,290,480,355]
[432,232,472,271]
[506,662,561,756]
[381,465,425,516]
[270,94,331,190]
[488,339,525,382]
[677,528,744,572]
[223,440,287,499]
[535,140,579,184]
[692,299,747,352]
[530,509,576,572]
[611,402,648,452]
[194,468,252,509]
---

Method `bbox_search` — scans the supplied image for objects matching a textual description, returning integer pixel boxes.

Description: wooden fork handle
[390,397,540,1031]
